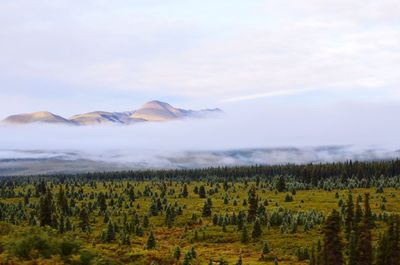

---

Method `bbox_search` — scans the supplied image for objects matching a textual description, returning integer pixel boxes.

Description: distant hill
[2,101,223,126]
[2,111,75,125]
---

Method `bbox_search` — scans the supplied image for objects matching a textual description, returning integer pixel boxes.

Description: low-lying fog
[0,101,399,175]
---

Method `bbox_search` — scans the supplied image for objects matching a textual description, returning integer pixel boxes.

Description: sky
[0,0,400,118]
[1,1,400,171]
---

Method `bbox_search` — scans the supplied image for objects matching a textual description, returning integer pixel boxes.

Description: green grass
[0,181,397,264]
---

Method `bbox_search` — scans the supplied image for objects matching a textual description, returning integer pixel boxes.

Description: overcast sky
[1,0,400,170]
[0,0,400,118]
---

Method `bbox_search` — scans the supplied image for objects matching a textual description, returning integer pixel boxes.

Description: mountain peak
[141,100,173,109]
[3,111,74,125]
[2,101,223,126]
[132,100,184,121]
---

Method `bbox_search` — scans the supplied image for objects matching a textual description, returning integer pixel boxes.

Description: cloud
[0,100,400,174]
[1,101,400,153]
[0,0,400,119]
[221,88,315,103]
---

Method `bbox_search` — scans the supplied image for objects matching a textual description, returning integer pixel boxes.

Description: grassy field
[0,178,397,265]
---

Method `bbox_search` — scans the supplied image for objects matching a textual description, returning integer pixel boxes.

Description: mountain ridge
[2,100,223,126]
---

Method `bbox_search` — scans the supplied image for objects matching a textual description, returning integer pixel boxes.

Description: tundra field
[1,160,400,265]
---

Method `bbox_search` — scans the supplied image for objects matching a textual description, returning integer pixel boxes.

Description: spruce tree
[174,246,181,260]
[79,207,90,232]
[183,252,192,265]
[276,176,286,192]
[375,233,388,265]
[247,186,258,222]
[98,193,107,212]
[59,214,65,233]
[363,193,374,229]
[375,215,400,265]
[252,218,262,239]
[39,188,54,227]
[354,201,362,234]
[143,215,149,228]
[262,240,270,254]
[202,198,212,217]
[260,240,270,260]
[105,221,115,242]
[386,216,400,265]
[199,185,206,198]
[320,210,343,265]
[182,184,188,198]
[345,191,354,239]
[57,186,69,215]
[348,230,357,265]
[241,224,249,243]
[356,194,372,265]
[121,230,130,245]
[356,225,372,265]
[147,231,156,249]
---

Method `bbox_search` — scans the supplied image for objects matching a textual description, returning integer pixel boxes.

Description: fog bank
[0,101,399,175]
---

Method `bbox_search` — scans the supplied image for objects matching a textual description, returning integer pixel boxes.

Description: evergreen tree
[262,240,270,254]
[65,217,72,231]
[174,246,181,260]
[241,225,249,243]
[199,185,206,198]
[98,193,107,212]
[386,216,400,265]
[260,240,270,260]
[183,252,192,265]
[59,214,65,233]
[143,215,149,228]
[190,247,196,259]
[363,193,374,229]
[147,231,156,249]
[320,210,343,265]
[356,225,372,265]
[276,176,286,192]
[182,184,188,198]
[354,200,363,235]
[165,206,175,228]
[39,188,54,227]
[202,198,212,217]
[247,186,258,222]
[57,186,69,215]
[345,191,354,239]
[375,216,400,265]
[237,211,245,230]
[356,194,373,265]
[121,230,130,245]
[105,221,115,242]
[348,230,357,265]
[252,218,262,239]
[375,233,388,265]
[79,207,90,232]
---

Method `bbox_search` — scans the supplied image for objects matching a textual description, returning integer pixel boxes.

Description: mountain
[1,101,223,126]
[130,100,188,121]
[69,111,145,125]
[2,111,75,125]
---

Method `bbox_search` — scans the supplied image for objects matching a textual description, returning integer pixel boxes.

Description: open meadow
[1,161,400,264]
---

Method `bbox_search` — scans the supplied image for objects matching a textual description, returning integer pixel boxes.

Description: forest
[1,159,400,264]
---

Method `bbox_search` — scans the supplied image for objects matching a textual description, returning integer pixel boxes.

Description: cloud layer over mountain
[1,101,399,175]
[2,100,222,125]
